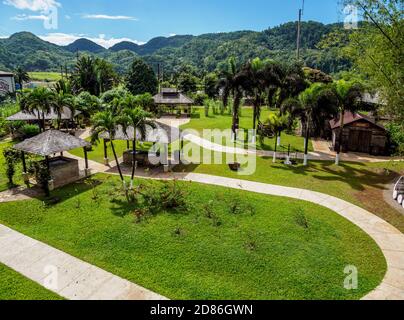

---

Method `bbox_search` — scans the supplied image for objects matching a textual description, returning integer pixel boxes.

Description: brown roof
[7,107,81,121]
[0,71,14,77]
[13,130,90,156]
[329,112,385,130]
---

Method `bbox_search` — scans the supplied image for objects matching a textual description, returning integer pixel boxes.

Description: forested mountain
[0,21,351,76]
[64,38,106,53]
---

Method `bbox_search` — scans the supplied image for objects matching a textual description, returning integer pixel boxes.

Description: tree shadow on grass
[274,160,395,192]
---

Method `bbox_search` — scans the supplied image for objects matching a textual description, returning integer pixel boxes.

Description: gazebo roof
[13,130,91,156]
[7,107,81,121]
[99,121,180,144]
[153,89,194,105]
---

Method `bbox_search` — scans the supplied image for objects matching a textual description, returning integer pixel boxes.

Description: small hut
[13,130,91,189]
[153,88,194,117]
[329,112,388,155]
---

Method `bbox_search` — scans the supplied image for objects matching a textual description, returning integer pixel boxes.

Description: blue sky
[0,0,343,47]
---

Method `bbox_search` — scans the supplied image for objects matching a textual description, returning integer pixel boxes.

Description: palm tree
[272,63,308,146]
[119,107,156,188]
[20,87,54,132]
[91,111,125,186]
[51,91,75,130]
[286,83,336,166]
[14,67,30,90]
[330,80,363,165]
[263,113,289,162]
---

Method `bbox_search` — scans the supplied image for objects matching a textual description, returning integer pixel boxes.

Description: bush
[20,124,40,139]
[2,148,21,186]
[193,93,208,106]
[387,122,404,156]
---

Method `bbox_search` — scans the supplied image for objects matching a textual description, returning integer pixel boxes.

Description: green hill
[0,21,351,76]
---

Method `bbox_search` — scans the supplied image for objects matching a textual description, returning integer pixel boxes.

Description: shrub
[2,148,21,186]
[193,93,208,106]
[20,124,40,138]
[295,208,309,229]
[387,122,404,156]
[29,161,51,197]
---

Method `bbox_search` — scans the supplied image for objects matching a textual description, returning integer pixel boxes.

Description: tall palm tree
[285,83,336,165]
[272,63,308,146]
[217,57,239,111]
[91,111,125,186]
[14,67,30,90]
[20,87,54,132]
[330,80,364,165]
[51,92,75,130]
[119,107,156,188]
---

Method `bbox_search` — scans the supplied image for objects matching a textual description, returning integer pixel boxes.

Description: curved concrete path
[0,224,167,300]
[179,173,404,300]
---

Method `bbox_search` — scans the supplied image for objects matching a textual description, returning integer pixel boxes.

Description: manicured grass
[0,174,386,300]
[0,263,62,300]
[175,145,404,232]
[28,72,62,82]
[181,107,313,153]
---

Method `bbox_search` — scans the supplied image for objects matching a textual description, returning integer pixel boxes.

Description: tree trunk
[336,109,345,165]
[304,123,310,166]
[130,139,137,188]
[110,140,124,182]
[273,131,278,163]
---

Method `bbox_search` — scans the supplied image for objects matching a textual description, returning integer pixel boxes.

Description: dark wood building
[329,112,388,156]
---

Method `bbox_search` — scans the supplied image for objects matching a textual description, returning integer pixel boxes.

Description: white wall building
[0,71,16,96]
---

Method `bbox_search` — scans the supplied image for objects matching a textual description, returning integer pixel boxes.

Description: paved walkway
[183,134,403,163]
[0,224,167,300]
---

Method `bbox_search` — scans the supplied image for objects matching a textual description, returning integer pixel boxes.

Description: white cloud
[82,14,137,21]
[3,0,60,12]
[11,13,49,21]
[169,33,177,37]
[39,32,145,48]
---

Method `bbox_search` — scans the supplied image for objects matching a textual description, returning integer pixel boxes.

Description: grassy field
[0,263,62,300]
[0,174,386,300]
[175,146,404,232]
[181,107,313,153]
[28,72,62,82]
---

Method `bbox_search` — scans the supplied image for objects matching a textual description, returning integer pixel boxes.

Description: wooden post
[103,139,109,165]
[84,147,89,176]
[45,156,50,170]
[21,152,27,173]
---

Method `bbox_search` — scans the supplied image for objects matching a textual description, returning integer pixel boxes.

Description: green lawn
[181,107,313,153]
[175,146,404,232]
[0,174,386,300]
[28,72,62,82]
[0,263,62,300]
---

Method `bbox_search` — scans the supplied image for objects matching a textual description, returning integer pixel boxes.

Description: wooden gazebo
[153,88,194,116]
[13,130,91,189]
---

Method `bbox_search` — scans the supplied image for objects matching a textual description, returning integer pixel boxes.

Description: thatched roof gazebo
[13,130,91,189]
[153,88,194,117]
[7,107,81,122]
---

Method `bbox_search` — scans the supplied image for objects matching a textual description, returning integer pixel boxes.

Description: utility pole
[296,0,305,61]
[157,63,161,93]
[296,8,302,61]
